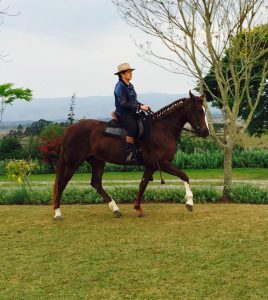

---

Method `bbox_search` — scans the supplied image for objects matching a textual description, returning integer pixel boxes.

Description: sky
[0,0,192,98]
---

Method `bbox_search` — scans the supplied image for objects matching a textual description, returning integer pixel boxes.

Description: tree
[17,124,24,136]
[0,83,32,123]
[67,93,76,124]
[199,24,268,137]
[112,0,268,200]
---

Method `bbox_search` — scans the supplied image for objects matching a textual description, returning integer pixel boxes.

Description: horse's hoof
[113,210,122,218]
[53,215,64,220]
[186,204,193,212]
[136,208,144,217]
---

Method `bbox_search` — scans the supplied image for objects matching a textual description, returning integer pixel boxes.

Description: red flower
[39,136,63,166]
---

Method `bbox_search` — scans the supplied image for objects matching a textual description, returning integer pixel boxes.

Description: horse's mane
[152,98,189,121]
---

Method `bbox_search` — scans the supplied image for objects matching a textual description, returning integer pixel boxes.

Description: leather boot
[125,142,137,163]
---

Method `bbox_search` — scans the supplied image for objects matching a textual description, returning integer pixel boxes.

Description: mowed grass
[1,204,268,299]
[0,168,267,183]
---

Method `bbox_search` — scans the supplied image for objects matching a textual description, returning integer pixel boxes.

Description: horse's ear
[189,90,195,100]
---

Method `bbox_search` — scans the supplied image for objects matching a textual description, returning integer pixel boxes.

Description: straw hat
[114,63,135,75]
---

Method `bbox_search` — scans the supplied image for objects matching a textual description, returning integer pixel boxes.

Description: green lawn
[0,168,267,183]
[1,204,268,299]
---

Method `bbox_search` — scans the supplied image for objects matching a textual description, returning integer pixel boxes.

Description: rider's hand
[140,104,150,111]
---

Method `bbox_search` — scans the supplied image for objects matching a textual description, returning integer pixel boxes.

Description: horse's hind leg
[160,163,193,212]
[134,167,154,217]
[53,153,84,220]
[87,158,122,217]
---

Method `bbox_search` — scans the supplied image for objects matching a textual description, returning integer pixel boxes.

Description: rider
[114,63,150,162]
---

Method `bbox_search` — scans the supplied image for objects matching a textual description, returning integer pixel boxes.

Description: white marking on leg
[108,199,120,212]
[54,208,62,218]
[184,181,193,206]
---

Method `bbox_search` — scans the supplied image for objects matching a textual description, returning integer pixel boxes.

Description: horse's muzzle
[198,128,209,138]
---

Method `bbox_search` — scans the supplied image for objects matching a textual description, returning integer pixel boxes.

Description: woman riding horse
[114,63,150,162]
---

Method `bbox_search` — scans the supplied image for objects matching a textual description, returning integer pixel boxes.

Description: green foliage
[232,149,268,168]
[24,119,66,136]
[197,24,268,136]
[39,123,65,142]
[0,83,32,123]
[192,187,219,203]
[178,135,220,153]
[173,135,267,169]
[5,159,39,189]
[0,135,22,160]
[0,83,32,104]
[21,135,41,159]
[0,132,267,173]
[173,148,268,169]
[230,184,268,204]
[0,184,267,205]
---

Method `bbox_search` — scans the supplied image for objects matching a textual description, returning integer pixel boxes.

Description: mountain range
[1,93,222,127]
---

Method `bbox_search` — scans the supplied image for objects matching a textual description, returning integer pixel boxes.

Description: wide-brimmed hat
[114,63,135,75]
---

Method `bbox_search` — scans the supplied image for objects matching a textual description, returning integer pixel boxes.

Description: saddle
[103,110,152,140]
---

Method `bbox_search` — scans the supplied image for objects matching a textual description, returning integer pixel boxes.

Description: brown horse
[52,91,209,219]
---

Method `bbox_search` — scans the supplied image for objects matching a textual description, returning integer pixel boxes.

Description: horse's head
[186,91,209,138]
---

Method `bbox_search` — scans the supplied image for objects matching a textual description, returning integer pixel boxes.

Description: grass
[1,204,268,299]
[0,168,267,183]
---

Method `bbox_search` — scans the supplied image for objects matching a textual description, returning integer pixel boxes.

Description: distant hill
[1,93,222,126]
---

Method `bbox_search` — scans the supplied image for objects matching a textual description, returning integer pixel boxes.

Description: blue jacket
[114,80,143,115]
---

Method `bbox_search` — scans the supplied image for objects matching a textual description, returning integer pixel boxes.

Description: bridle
[141,98,208,136]
[182,97,204,136]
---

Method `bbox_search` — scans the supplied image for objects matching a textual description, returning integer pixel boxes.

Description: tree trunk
[222,145,233,201]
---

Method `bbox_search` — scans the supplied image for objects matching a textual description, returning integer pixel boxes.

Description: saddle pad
[103,122,127,138]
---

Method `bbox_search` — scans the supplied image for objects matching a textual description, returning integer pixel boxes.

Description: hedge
[0,184,267,205]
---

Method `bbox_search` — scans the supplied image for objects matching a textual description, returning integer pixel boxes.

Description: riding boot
[125,142,137,163]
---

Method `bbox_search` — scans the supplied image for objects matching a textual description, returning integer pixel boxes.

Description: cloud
[0,0,191,98]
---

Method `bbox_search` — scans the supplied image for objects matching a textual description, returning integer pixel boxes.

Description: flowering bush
[5,159,39,189]
[38,136,63,167]
[38,124,65,167]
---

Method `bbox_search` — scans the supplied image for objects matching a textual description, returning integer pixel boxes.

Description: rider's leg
[125,135,137,162]
[117,114,138,162]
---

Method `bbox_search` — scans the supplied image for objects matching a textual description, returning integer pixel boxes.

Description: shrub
[38,124,65,167]
[39,123,65,142]
[20,136,41,160]
[232,149,268,168]
[230,184,268,204]
[0,136,22,160]
[5,159,39,189]
[192,186,220,203]
[1,184,267,205]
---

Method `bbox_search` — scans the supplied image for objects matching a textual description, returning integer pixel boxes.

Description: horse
[52,91,209,220]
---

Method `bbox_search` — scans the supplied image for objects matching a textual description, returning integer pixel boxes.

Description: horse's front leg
[160,163,193,212]
[134,167,155,217]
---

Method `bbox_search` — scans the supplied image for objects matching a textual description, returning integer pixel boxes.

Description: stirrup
[125,142,137,163]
